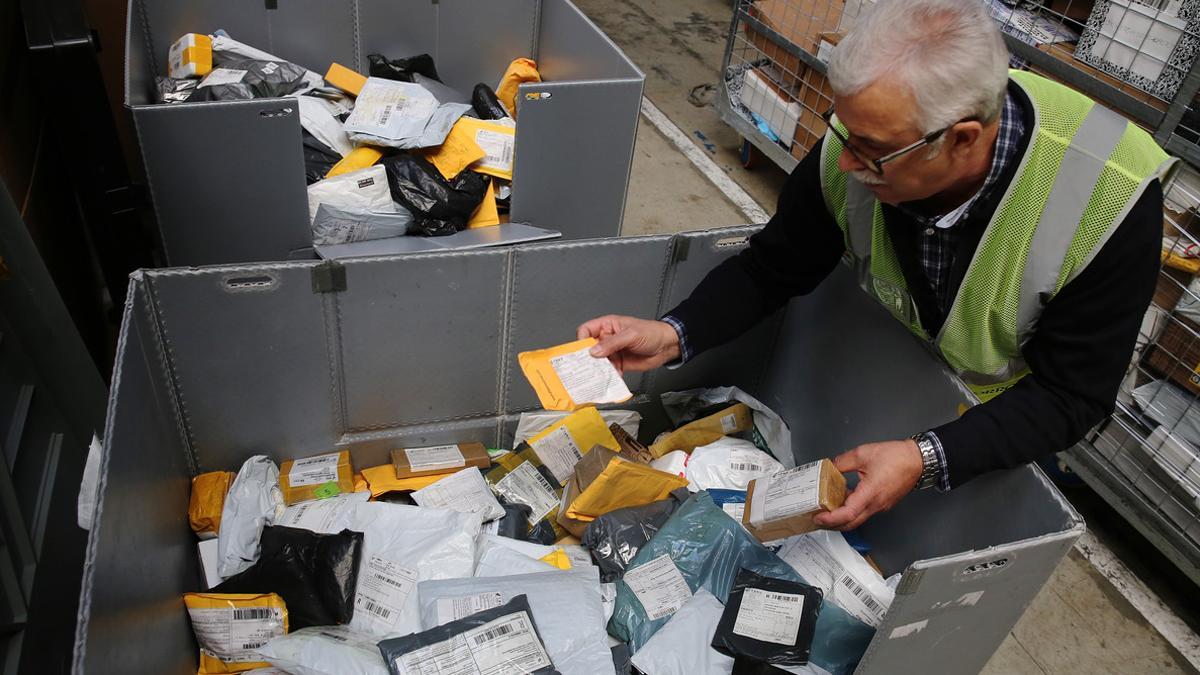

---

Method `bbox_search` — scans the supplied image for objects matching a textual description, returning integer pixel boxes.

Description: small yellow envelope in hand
[518,338,633,411]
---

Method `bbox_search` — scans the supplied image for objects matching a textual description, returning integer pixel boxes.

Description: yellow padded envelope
[518,338,633,411]
[497,57,541,118]
[183,592,288,674]
[189,471,233,538]
[565,460,689,522]
[361,463,445,498]
[526,406,621,484]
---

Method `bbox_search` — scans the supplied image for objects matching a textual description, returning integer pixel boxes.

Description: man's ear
[947,120,984,159]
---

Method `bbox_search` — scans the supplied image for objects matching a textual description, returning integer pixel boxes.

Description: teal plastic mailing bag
[608,491,873,675]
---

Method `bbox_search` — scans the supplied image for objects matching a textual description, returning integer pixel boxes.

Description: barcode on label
[531,469,554,493]
[376,574,406,589]
[378,104,394,126]
[840,575,883,614]
[364,600,392,619]
[472,623,515,645]
[241,641,266,650]
[232,608,271,621]
[730,462,763,472]
[765,592,801,603]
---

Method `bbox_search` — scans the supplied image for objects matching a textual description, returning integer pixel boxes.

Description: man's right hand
[576,315,681,374]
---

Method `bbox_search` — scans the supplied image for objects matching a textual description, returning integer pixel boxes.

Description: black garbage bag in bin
[188,59,310,102]
[214,525,363,629]
[368,52,441,83]
[379,154,489,236]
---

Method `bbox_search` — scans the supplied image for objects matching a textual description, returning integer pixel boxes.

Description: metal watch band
[911,432,940,490]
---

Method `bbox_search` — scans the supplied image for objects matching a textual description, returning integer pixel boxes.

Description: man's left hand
[812,439,924,531]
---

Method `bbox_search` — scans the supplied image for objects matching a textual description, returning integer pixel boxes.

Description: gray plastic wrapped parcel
[75,228,1083,674]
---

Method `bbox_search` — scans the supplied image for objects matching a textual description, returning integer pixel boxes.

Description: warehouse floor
[572,0,1200,672]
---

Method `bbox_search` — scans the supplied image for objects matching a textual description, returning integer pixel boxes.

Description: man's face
[833,80,962,206]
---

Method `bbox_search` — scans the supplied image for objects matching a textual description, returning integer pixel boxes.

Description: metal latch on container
[311,260,346,294]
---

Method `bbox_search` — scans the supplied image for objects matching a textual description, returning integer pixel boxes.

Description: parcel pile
[158,31,536,246]
[182,339,898,674]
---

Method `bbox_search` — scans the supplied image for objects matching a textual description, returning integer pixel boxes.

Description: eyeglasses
[822,108,963,176]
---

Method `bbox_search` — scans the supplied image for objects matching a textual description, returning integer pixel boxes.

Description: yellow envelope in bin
[457,117,516,181]
[361,463,445,499]
[467,180,500,229]
[526,406,621,485]
[424,120,487,181]
[518,338,633,411]
[565,460,689,522]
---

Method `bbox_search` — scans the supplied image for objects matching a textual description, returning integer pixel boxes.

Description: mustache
[850,170,887,186]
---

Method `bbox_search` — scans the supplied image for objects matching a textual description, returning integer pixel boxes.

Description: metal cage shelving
[717,0,1200,585]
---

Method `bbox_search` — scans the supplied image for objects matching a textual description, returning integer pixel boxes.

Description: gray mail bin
[124,0,644,266]
[74,227,1083,674]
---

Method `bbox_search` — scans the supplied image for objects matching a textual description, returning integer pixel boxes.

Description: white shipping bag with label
[417,570,615,675]
[256,626,389,675]
[311,204,413,246]
[660,387,794,469]
[347,502,481,637]
[275,490,369,534]
[514,409,643,445]
[343,78,472,149]
[777,531,894,627]
[685,437,784,491]
[217,455,285,577]
[306,165,397,225]
[630,588,733,675]
[411,467,505,522]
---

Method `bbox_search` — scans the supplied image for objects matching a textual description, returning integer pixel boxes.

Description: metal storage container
[124,0,644,266]
[74,228,1083,674]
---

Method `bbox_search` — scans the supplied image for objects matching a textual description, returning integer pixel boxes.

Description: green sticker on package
[314,482,341,499]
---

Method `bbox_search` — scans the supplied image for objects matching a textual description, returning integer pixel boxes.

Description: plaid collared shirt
[913,93,1025,313]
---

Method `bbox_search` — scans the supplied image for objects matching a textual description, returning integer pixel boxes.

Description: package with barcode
[411,467,505,522]
[347,501,482,637]
[685,436,784,491]
[217,456,285,578]
[648,402,754,458]
[416,570,614,675]
[183,592,288,674]
[343,77,473,149]
[279,450,355,505]
[214,525,363,629]
[518,338,634,411]
[608,492,872,675]
[256,626,388,675]
[743,460,846,542]
[307,165,399,226]
[776,531,894,628]
[484,444,567,540]
[513,409,642,447]
[659,387,794,469]
[579,488,689,583]
[392,441,492,479]
[188,59,310,102]
[380,595,560,675]
[711,568,822,668]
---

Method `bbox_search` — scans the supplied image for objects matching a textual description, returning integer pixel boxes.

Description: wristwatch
[910,432,941,491]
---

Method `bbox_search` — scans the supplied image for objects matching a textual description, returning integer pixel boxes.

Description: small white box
[198,538,223,589]
[742,70,802,148]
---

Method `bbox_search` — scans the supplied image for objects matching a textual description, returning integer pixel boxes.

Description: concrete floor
[573,0,1200,672]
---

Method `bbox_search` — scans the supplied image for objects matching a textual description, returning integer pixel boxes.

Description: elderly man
[578,0,1175,529]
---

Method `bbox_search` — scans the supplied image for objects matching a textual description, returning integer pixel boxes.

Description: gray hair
[828,0,1009,135]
